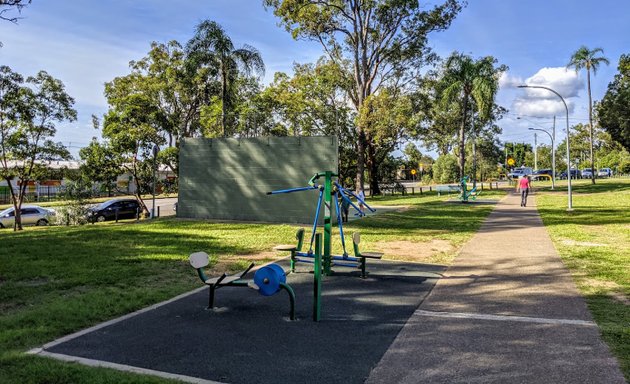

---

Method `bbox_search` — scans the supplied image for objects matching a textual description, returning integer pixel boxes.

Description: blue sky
[1,0,628,158]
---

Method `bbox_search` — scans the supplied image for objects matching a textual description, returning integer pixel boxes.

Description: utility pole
[552,116,556,186]
[503,141,507,169]
[472,138,477,188]
[534,133,538,170]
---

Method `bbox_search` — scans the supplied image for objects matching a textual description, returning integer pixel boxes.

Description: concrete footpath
[366,192,626,384]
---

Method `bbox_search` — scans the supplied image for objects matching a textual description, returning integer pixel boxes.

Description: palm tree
[442,53,503,180]
[567,46,609,184]
[186,20,265,137]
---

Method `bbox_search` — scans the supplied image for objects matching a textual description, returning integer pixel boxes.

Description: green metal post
[313,233,322,321]
[323,171,333,275]
[279,282,296,320]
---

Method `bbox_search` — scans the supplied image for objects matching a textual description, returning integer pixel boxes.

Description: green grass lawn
[0,189,504,384]
[536,178,630,381]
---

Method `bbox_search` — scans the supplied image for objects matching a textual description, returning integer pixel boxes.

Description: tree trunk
[458,95,469,180]
[13,181,27,231]
[221,68,228,137]
[367,140,380,196]
[472,138,477,188]
[5,178,21,231]
[356,127,366,194]
[587,69,595,184]
[130,158,148,217]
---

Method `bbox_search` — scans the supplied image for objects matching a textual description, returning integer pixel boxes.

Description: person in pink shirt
[518,176,531,207]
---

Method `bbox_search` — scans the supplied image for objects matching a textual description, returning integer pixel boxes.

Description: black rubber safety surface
[46,260,444,384]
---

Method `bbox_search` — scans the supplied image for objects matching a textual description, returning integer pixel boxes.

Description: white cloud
[498,72,523,89]
[523,67,583,98]
[512,67,583,116]
[512,97,575,116]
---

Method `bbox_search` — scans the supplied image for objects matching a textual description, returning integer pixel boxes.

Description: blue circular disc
[254,264,286,296]
[267,264,286,284]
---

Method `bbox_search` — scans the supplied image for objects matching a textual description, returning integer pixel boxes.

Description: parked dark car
[534,169,553,176]
[559,169,581,180]
[531,169,553,181]
[88,198,141,222]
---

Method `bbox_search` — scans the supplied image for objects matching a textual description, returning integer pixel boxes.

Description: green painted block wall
[178,136,338,223]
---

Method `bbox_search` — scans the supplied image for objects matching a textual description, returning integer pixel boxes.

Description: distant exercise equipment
[189,252,296,320]
[459,176,479,202]
[268,171,382,277]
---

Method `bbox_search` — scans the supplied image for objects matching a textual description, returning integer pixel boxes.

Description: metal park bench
[273,228,305,273]
[274,228,383,278]
[352,232,383,278]
[435,184,461,196]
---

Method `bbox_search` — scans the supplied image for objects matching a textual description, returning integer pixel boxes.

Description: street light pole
[152,144,159,219]
[528,127,555,190]
[533,132,538,170]
[552,116,556,187]
[518,85,571,210]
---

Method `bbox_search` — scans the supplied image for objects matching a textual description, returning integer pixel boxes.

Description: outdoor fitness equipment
[268,171,381,276]
[459,176,479,202]
[189,252,296,320]
[275,227,383,279]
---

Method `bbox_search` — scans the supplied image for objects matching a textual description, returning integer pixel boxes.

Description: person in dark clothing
[341,194,350,222]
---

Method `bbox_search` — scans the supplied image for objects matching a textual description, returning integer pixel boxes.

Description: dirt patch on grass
[375,239,455,262]
[232,251,279,261]
[609,292,630,306]
[391,205,412,213]
[211,251,282,275]
[561,239,607,247]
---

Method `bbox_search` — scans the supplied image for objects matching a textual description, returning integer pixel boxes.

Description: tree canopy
[597,54,630,152]
[420,52,506,180]
[186,20,265,137]
[263,0,465,192]
[0,66,75,230]
[567,45,610,184]
[0,0,31,23]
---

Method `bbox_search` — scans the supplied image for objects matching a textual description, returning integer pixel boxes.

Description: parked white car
[581,168,594,178]
[0,205,56,228]
[508,167,533,179]
[597,168,612,178]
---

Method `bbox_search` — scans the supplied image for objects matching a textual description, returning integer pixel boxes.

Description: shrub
[433,154,459,184]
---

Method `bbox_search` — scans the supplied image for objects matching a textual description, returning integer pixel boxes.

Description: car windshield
[0,207,13,216]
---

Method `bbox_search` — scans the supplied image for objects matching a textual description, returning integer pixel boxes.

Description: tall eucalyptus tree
[263,0,464,192]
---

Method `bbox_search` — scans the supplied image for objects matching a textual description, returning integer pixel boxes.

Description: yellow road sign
[507,157,515,166]
[411,169,417,175]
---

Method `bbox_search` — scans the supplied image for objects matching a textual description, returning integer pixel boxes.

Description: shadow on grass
[348,201,496,234]
[536,179,630,194]
[536,207,629,226]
